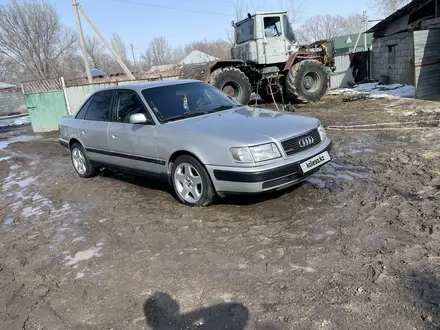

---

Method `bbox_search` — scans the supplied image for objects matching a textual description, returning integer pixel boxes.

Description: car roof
[95,79,203,93]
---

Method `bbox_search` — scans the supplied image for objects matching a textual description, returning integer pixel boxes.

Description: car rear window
[84,90,113,122]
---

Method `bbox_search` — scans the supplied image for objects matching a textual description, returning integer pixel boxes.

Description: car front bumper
[206,138,333,195]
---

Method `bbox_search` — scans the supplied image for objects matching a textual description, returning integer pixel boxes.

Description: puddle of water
[337,173,355,181]
[0,135,35,150]
[348,143,376,155]
[3,174,37,191]
[22,205,43,218]
[64,246,103,267]
[327,161,352,170]
[3,217,13,226]
[72,236,86,243]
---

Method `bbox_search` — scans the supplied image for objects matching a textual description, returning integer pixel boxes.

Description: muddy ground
[1,94,440,330]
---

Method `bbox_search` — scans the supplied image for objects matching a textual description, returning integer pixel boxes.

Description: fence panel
[24,91,68,132]
[65,76,179,115]
[329,55,354,89]
[21,78,68,132]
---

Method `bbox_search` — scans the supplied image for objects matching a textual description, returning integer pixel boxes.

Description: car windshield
[141,82,240,122]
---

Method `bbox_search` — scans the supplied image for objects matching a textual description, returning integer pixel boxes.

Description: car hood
[165,106,320,145]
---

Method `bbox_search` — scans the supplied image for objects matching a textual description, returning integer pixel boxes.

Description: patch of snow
[0,115,30,128]
[0,135,35,150]
[328,82,415,99]
[290,264,316,273]
[0,156,11,161]
[64,246,103,267]
[75,272,85,279]
[421,108,440,114]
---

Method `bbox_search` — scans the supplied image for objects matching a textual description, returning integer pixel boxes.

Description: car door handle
[111,134,118,139]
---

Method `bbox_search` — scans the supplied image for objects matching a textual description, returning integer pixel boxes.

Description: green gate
[21,78,68,133]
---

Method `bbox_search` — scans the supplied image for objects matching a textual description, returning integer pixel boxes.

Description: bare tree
[340,14,365,34]
[0,54,17,82]
[139,51,152,71]
[370,0,411,17]
[0,0,77,79]
[184,39,231,60]
[146,36,172,66]
[227,0,249,45]
[110,33,129,63]
[296,13,365,44]
[280,0,305,25]
[171,46,185,64]
[85,36,105,68]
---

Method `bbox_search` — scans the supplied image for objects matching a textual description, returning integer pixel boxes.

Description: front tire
[70,142,98,178]
[210,67,252,105]
[171,155,216,207]
[286,60,328,103]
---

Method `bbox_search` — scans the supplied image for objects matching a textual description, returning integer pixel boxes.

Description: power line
[108,0,234,17]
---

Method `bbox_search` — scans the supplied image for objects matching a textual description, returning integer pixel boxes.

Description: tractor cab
[231,11,298,66]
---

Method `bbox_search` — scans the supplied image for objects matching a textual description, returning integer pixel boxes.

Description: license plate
[300,151,331,173]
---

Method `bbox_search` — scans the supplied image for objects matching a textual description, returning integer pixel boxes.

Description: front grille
[281,128,321,156]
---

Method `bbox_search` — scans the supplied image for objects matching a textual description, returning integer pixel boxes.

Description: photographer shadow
[143,292,249,330]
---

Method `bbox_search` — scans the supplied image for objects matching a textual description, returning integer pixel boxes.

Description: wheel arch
[69,138,82,150]
[167,150,211,185]
[209,60,245,78]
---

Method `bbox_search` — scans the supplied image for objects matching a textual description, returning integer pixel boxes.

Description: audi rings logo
[298,136,314,148]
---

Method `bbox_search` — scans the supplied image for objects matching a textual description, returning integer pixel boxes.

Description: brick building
[0,82,27,117]
[367,0,440,99]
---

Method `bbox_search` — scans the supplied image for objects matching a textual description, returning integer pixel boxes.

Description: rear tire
[210,67,252,105]
[70,142,98,178]
[171,155,216,207]
[286,60,328,103]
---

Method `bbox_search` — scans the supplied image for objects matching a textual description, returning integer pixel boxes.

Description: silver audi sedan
[59,79,332,206]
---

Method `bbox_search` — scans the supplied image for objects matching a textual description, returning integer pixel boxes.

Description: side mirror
[130,113,148,124]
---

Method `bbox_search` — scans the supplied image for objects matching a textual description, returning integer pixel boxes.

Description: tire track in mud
[0,149,109,329]
[1,131,440,329]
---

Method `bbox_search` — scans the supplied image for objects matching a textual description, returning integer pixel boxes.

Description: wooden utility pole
[77,4,136,80]
[72,0,92,83]
[131,43,137,66]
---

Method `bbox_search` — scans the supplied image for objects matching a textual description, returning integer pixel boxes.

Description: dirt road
[1,94,440,330]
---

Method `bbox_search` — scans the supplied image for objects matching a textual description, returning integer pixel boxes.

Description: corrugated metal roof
[81,68,108,78]
[366,0,429,35]
[0,82,16,89]
[332,33,373,50]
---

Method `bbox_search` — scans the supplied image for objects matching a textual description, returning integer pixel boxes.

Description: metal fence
[65,75,179,115]
[329,51,371,89]
[329,55,355,89]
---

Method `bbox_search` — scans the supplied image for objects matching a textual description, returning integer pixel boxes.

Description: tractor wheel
[210,67,252,105]
[286,60,328,103]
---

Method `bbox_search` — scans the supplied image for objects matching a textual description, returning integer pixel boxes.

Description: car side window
[114,90,151,123]
[75,95,94,119]
[84,90,113,122]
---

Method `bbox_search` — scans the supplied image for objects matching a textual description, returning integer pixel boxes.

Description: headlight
[230,147,253,163]
[317,122,327,141]
[230,143,281,163]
